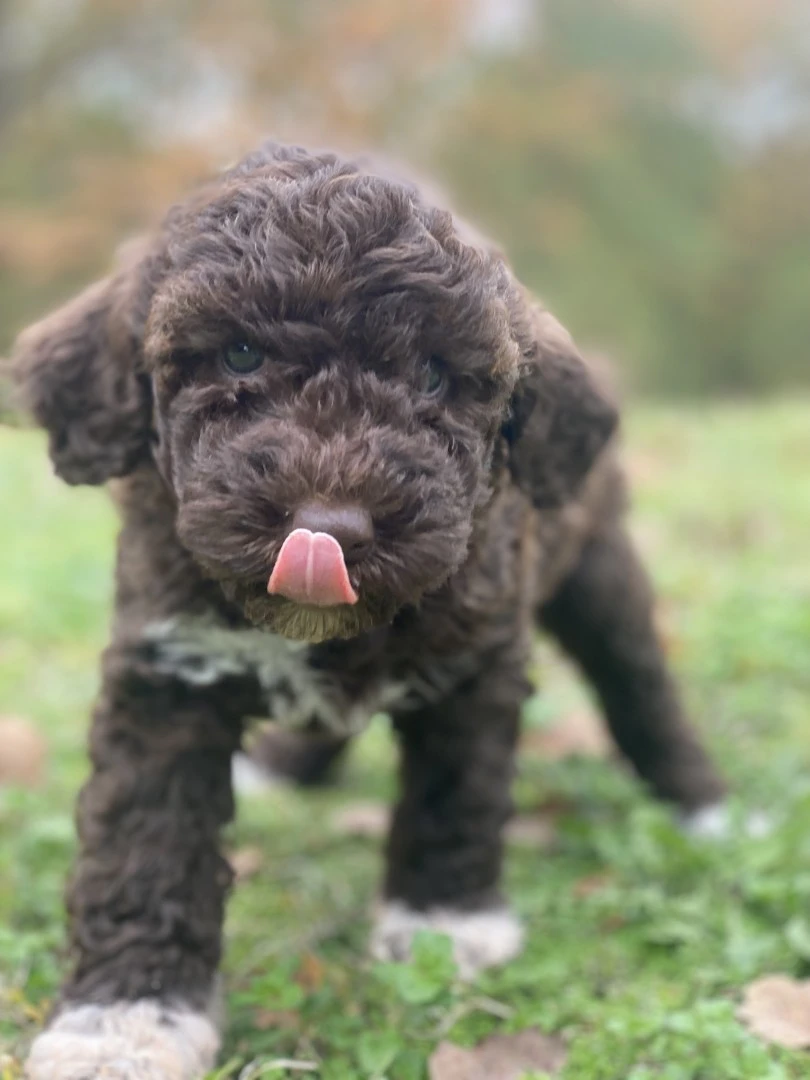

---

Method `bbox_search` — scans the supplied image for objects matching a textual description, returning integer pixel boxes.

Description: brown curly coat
[13,141,724,1062]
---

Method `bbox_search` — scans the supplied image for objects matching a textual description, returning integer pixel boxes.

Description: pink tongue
[267,529,359,607]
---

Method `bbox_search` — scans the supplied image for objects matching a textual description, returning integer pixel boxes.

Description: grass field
[1,401,810,1079]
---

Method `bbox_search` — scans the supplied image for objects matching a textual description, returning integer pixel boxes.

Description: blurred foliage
[0,0,808,394]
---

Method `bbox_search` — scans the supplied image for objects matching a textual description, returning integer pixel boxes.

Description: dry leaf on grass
[505,814,557,849]
[521,710,611,761]
[227,846,264,881]
[254,1009,300,1031]
[738,974,810,1049]
[295,952,325,992]
[0,716,46,787]
[572,873,613,899]
[429,1029,566,1080]
[330,801,389,838]
[599,913,626,932]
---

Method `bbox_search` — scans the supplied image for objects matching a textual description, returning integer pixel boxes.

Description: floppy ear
[12,246,153,485]
[505,303,619,508]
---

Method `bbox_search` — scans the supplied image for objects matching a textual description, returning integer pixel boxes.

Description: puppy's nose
[291,502,374,564]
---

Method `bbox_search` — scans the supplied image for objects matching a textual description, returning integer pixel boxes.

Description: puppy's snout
[291,502,374,565]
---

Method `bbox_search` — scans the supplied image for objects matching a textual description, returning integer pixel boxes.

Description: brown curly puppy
[13,141,725,1079]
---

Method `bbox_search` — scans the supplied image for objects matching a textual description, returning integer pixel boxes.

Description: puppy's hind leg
[235,722,351,793]
[539,522,726,822]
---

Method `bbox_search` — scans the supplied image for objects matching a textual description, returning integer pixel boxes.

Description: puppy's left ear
[504,304,618,508]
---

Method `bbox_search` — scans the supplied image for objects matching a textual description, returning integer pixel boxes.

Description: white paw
[25,1000,219,1080]
[371,901,524,979]
[231,750,283,796]
[679,801,772,840]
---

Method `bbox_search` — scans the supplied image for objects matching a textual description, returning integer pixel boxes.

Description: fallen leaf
[527,794,577,816]
[429,1042,479,1080]
[573,873,613,899]
[0,716,46,787]
[738,974,810,1049]
[599,914,626,932]
[505,814,556,848]
[253,1009,300,1031]
[227,846,264,881]
[522,710,611,761]
[429,1029,566,1080]
[331,801,389,838]
[295,952,325,992]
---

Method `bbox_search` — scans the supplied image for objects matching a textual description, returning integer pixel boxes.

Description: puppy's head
[13,142,617,643]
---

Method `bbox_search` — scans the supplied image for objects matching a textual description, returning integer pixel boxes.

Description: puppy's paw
[232,750,283,795]
[371,901,524,979]
[679,801,772,841]
[25,1000,219,1080]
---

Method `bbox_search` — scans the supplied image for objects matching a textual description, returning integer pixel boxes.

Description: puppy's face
[144,169,520,642]
[14,144,616,643]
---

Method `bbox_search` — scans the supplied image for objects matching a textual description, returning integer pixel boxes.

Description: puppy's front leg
[26,645,250,1080]
[373,660,527,979]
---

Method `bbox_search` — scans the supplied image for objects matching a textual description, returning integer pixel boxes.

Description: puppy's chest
[143,617,414,734]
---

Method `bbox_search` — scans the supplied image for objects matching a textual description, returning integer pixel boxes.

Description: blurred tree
[0,0,807,395]
[434,0,810,393]
[0,0,469,347]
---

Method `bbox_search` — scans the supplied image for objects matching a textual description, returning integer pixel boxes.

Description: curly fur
[13,139,725,1078]
[25,1000,220,1080]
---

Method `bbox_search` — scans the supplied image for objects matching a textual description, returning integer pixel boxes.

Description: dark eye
[423,354,447,397]
[223,343,264,375]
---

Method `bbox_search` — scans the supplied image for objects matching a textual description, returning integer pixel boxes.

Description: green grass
[2,400,810,1079]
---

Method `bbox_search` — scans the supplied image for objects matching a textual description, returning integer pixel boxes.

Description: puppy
[13,141,725,1079]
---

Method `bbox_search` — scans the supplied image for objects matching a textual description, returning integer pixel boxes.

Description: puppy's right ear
[504,303,618,508]
[12,247,153,485]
